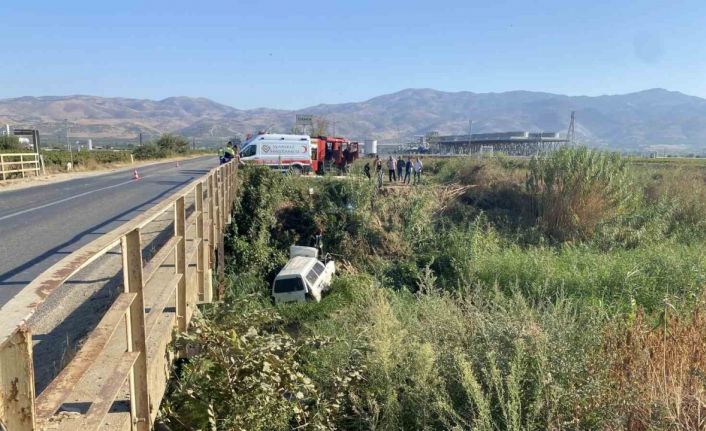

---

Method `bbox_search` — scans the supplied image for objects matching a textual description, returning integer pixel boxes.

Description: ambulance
[239,133,313,174]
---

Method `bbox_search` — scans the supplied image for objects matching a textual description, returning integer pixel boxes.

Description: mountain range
[1,88,706,151]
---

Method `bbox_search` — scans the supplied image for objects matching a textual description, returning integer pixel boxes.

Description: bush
[161,294,335,430]
[527,147,634,241]
[132,143,167,160]
[227,166,289,279]
[0,135,22,151]
[131,134,191,160]
[157,133,190,154]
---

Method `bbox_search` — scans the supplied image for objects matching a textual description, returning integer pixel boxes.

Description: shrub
[0,135,22,151]
[157,133,190,154]
[227,166,288,279]
[527,147,634,241]
[160,294,334,430]
[132,143,167,160]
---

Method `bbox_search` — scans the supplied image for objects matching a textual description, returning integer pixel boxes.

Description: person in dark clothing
[222,141,235,164]
[396,156,404,182]
[363,162,371,179]
[404,156,413,184]
[374,156,383,187]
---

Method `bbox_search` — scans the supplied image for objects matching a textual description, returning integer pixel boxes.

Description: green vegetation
[161,148,706,430]
[0,135,22,151]
[5,134,205,174]
[40,149,133,168]
[133,134,191,160]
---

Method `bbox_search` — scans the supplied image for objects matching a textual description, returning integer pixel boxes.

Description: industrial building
[437,131,569,156]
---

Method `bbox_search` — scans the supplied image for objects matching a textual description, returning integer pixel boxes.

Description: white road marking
[0,176,150,222]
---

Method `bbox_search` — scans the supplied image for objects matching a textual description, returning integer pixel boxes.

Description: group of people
[364,155,423,186]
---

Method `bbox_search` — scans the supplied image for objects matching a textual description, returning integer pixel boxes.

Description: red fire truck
[310,136,360,174]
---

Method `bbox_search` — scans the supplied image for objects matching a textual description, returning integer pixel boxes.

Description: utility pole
[65,119,74,166]
[139,132,143,146]
[468,119,473,141]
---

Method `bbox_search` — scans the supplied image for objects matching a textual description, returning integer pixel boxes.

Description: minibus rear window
[274,277,305,293]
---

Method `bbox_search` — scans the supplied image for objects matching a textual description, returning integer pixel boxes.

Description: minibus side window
[306,268,318,285]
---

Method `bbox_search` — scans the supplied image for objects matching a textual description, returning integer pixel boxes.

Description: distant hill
[2,88,706,150]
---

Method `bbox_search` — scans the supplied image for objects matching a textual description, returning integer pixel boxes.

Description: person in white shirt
[387,156,397,182]
[413,157,423,185]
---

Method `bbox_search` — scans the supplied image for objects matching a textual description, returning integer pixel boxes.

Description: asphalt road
[0,156,218,306]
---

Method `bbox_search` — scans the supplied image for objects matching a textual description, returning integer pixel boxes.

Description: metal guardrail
[0,153,41,181]
[0,161,237,430]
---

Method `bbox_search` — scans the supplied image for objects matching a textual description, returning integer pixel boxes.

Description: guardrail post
[175,196,187,332]
[0,154,5,181]
[32,154,39,177]
[217,169,225,297]
[19,155,25,178]
[195,182,206,303]
[121,229,150,431]
[225,163,232,224]
[206,174,215,301]
[0,329,36,431]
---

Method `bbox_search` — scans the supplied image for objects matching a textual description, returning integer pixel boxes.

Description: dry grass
[606,306,706,430]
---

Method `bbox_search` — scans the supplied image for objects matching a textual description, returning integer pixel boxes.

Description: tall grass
[162,156,706,430]
[527,147,635,240]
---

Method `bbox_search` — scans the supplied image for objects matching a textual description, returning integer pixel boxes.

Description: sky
[2,0,706,109]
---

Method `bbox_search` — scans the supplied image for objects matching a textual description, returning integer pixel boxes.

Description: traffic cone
[132,169,140,180]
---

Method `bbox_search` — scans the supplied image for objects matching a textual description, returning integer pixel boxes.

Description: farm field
[161,148,706,430]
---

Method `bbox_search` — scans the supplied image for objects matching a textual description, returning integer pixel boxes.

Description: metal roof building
[437,131,568,156]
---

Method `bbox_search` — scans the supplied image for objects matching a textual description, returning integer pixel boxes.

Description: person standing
[363,162,371,180]
[396,156,404,182]
[221,141,236,164]
[413,156,423,185]
[404,156,413,184]
[387,156,396,182]
[375,156,383,187]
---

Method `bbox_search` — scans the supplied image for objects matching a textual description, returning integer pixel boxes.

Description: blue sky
[2,0,706,109]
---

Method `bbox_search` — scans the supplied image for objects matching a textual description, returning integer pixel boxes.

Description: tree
[156,134,190,154]
[0,135,21,151]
